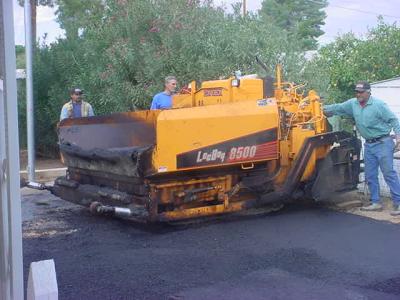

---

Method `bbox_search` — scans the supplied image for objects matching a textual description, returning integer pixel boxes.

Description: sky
[13,0,400,46]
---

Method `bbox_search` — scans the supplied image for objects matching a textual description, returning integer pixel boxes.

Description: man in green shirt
[324,81,400,215]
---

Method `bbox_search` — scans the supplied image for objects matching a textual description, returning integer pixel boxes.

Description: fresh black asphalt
[22,189,400,299]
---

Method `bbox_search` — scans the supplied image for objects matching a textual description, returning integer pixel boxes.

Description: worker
[324,81,400,215]
[150,76,177,110]
[60,88,94,121]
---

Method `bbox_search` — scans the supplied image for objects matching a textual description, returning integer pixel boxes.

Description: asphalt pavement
[22,188,400,300]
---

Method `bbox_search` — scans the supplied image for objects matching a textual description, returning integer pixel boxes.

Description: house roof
[371,76,400,85]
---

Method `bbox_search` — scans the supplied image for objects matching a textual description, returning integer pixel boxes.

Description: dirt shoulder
[328,190,400,224]
[348,200,400,224]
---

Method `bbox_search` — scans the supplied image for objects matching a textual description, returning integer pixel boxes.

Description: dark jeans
[364,136,400,204]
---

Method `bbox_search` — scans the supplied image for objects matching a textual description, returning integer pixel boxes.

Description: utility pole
[24,0,35,182]
[243,0,247,16]
[0,0,24,299]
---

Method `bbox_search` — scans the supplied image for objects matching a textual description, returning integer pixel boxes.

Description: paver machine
[51,63,361,222]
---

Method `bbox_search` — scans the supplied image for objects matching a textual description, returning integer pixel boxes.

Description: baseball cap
[71,88,83,95]
[354,81,371,92]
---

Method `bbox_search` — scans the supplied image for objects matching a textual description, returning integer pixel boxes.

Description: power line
[331,4,400,20]
[309,0,400,20]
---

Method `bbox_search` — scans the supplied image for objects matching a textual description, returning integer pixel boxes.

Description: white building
[372,77,400,116]
[370,77,400,197]
[16,68,26,79]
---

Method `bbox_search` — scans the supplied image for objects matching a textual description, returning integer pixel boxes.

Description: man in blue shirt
[60,88,94,121]
[324,81,400,214]
[150,76,177,110]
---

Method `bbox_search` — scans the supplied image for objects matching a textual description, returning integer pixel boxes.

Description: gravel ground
[22,188,400,300]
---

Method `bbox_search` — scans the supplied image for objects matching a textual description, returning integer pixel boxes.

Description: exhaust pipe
[89,201,132,218]
[26,181,48,190]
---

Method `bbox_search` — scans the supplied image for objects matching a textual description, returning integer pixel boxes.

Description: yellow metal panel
[172,78,264,108]
[232,79,264,102]
[290,127,316,180]
[153,100,279,173]
[173,94,193,108]
[279,140,290,167]
[158,201,253,221]
[198,79,231,106]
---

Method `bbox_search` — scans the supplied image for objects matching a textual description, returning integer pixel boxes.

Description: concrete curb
[330,200,363,210]
[20,167,66,183]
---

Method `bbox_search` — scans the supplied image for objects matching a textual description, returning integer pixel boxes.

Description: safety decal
[257,99,275,106]
[257,99,268,106]
[158,166,168,173]
[203,88,223,97]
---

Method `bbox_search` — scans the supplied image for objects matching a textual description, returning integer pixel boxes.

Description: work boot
[360,203,383,211]
[390,204,400,216]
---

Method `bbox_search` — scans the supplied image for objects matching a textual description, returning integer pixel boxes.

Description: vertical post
[0,0,24,299]
[243,0,246,16]
[24,0,35,182]
[274,64,284,100]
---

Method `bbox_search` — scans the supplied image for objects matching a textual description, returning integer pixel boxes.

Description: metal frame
[24,0,35,182]
[0,0,24,299]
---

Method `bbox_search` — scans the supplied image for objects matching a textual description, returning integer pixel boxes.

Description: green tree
[17,0,55,42]
[16,45,26,68]
[305,20,400,104]
[55,0,105,40]
[52,0,306,111]
[27,0,309,155]
[260,0,328,50]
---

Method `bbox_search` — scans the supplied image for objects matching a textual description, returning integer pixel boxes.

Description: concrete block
[27,259,58,300]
